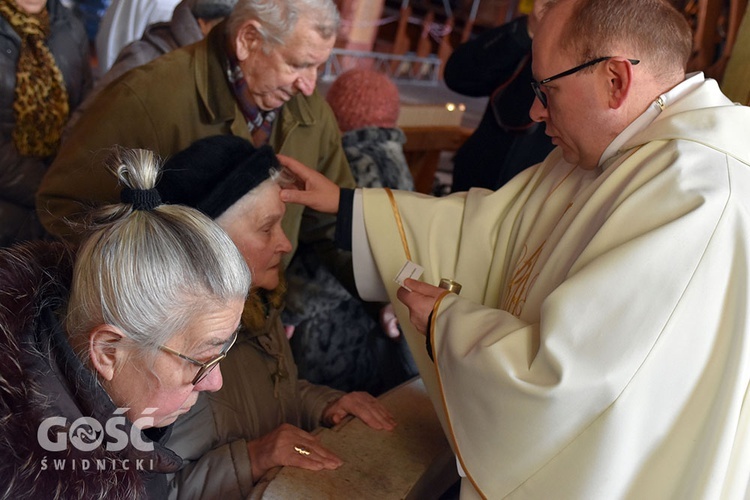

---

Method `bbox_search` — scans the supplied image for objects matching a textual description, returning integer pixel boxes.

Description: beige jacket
[166,302,344,499]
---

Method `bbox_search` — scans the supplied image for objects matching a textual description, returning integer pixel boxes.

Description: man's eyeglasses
[159,329,238,385]
[531,56,640,108]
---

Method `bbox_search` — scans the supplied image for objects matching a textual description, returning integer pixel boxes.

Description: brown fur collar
[241,278,286,333]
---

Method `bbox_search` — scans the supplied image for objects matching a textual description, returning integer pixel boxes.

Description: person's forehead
[532,3,573,76]
[250,185,285,221]
[276,19,333,62]
[537,2,567,41]
[177,303,242,350]
[531,32,558,78]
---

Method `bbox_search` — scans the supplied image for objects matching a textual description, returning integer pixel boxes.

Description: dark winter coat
[443,15,554,192]
[0,241,181,499]
[64,0,204,134]
[0,0,92,246]
[104,0,201,84]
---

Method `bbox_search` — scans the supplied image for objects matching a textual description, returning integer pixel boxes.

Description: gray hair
[66,148,251,362]
[227,0,339,52]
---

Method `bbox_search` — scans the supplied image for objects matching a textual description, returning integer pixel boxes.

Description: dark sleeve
[425,311,435,362]
[0,141,47,208]
[443,16,532,97]
[334,188,355,251]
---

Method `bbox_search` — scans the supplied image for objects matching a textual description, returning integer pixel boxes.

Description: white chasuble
[357,77,750,499]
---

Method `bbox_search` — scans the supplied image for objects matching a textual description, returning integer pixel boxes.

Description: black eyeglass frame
[159,329,238,385]
[531,56,640,108]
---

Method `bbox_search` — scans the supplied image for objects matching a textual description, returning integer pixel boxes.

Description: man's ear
[606,57,634,109]
[89,325,126,382]
[234,20,262,61]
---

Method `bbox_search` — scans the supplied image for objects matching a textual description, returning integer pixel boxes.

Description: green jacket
[37,22,355,270]
[165,303,344,499]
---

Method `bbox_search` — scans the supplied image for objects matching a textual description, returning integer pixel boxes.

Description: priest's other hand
[396,278,446,335]
[278,154,341,214]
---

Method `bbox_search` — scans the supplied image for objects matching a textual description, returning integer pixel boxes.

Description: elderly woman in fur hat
[157,135,395,498]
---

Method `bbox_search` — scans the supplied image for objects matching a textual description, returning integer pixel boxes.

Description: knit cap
[326,68,401,133]
[190,0,236,19]
[159,135,279,219]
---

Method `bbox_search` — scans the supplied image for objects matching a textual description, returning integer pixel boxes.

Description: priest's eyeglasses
[531,56,640,108]
[159,329,238,385]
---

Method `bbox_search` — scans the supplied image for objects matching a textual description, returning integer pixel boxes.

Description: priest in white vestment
[280,0,750,498]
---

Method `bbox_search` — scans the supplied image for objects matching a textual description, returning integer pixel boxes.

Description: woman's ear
[89,325,126,382]
[234,19,262,61]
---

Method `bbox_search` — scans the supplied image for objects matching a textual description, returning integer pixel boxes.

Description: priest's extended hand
[278,154,341,214]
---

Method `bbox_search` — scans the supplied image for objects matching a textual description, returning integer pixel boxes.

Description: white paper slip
[394,260,424,291]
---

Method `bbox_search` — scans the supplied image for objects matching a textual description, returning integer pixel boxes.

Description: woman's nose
[278,233,293,254]
[194,365,223,392]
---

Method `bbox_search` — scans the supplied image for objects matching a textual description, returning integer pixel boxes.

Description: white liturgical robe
[354,75,750,498]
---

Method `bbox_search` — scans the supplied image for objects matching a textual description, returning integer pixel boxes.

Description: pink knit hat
[326,68,401,133]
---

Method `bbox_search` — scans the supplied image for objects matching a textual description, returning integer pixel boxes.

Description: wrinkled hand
[379,303,401,339]
[277,154,341,214]
[322,392,397,430]
[247,423,343,481]
[395,278,446,335]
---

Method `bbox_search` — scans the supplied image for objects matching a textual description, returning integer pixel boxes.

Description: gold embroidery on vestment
[502,165,578,315]
[385,188,412,260]
[504,244,543,316]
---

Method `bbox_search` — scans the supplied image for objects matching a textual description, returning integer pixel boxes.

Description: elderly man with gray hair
[39,0,354,280]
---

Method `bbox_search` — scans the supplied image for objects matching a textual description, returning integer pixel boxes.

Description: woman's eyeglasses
[159,329,238,385]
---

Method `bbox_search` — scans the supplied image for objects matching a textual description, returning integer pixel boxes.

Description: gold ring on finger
[294,445,311,456]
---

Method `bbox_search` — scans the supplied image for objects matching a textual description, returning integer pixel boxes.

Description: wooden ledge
[401,126,474,194]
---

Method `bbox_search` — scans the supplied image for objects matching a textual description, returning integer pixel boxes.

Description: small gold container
[438,278,462,295]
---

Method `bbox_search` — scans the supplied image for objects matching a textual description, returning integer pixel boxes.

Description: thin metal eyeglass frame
[531,57,640,108]
[159,328,238,385]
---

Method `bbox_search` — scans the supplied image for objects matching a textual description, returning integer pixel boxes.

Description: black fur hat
[159,135,280,219]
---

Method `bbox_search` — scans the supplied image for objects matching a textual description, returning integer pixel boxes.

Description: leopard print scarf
[0,0,69,158]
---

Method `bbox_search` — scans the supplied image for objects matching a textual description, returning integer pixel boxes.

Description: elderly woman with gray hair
[157,135,395,499]
[0,147,251,498]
